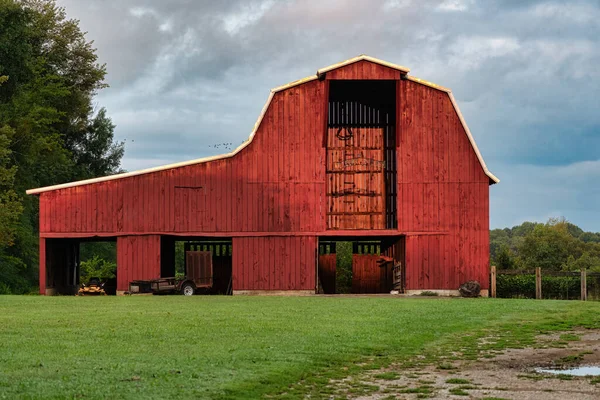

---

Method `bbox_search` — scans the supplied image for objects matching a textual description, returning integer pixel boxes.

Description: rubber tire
[181,282,195,296]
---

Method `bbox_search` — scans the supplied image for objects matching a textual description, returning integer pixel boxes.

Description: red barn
[27,55,498,296]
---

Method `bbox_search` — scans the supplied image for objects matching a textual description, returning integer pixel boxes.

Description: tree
[0,0,123,293]
[517,219,579,270]
[72,107,124,179]
[0,77,23,247]
[493,244,515,269]
[562,252,600,272]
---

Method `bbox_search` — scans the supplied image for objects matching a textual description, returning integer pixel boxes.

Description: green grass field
[1,296,599,399]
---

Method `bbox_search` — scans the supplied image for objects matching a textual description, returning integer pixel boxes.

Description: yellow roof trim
[317,54,410,75]
[405,75,451,93]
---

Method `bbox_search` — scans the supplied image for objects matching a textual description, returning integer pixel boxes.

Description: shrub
[496,273,580,300]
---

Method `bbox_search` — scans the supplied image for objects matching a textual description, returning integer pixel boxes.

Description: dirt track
[332,329,600,399]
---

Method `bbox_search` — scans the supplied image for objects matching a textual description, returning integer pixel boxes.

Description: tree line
[491,218,600,272]
[0,0,123,293]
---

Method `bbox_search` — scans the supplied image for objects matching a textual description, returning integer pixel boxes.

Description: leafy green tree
[493,244,516,269]
[561,252,600,272]
[517,219,579,270]
[79,255,116,284]
[0,0,123,293]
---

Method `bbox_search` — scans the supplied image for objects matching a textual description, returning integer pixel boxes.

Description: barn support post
[490,265,496,298]
[39,238,46,294]
[581,268,587,301]
[535,267,542,299]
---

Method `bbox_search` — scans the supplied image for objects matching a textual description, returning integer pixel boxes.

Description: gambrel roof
[27,55,498,195]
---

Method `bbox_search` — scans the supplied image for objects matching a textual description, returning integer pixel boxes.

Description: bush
[0,254,34,294]
[335,242,352,294]
[79,256,116,284]
[496,273,580,300]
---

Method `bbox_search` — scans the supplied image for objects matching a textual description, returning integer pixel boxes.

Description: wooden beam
[581,268,587,301]
[535,267,542,300]
[490,265,496,298]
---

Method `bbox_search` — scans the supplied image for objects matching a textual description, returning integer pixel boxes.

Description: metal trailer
[128,251,213,296]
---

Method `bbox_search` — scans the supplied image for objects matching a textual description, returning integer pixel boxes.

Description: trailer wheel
[181,282,195,296]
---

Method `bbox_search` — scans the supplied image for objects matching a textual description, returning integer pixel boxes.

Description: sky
[56,0,600,231]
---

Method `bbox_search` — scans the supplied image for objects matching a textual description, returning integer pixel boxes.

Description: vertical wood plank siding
[232,236,316,290]
[398,80,490,290]
[116,235,161,291]
[37,60,491,292]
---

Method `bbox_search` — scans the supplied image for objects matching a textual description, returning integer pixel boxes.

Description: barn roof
[26,55,498,195]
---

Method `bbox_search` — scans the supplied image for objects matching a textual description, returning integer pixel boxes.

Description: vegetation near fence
[491,218,600,272]
[492,267,600,300]
[497,272,581,300]
[489,218,600,300]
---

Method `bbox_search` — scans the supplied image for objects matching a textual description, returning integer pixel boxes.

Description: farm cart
[128,251,213,296]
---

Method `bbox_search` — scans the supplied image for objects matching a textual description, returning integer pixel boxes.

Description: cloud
[491,159,600,231]
[56,0,600,230]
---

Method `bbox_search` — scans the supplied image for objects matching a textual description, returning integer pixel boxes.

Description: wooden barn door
[326,125,386,230]
[185,251,213,288]
[352,254,385,293]
[185,241,232,294]
[318,242,337,294]
[351,242,387,294]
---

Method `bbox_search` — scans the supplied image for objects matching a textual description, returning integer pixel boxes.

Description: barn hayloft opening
[161,237,233,295]
[317,237,404,294]
[326,80,397,230]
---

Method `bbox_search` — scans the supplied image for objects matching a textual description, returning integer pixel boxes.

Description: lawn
[1,296,599,399]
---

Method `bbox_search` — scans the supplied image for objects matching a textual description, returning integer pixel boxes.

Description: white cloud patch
[448,36,521,71]
[437,0,473,12]
[532,2,600,24]
[222,0,275,35]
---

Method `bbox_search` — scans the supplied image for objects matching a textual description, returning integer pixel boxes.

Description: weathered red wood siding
[232,236,316,291]
[39,79,327,235]
[398,80,490,290]
[325,60,401,80]
[36,60,491,292]
[116,235,161,291]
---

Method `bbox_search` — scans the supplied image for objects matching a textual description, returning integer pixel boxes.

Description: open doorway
[318,237,404,294]
[326,80,397,230]
[45,238,117,295]
[79,239,117,295]
[160,237,233,295]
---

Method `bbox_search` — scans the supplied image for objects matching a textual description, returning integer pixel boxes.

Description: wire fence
[491,266,600,300]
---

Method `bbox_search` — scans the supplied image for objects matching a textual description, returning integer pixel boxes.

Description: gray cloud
[58,0,600,230]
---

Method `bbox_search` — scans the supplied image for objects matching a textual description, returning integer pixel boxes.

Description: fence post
[581,268,587,301]
[490,265,497,298]
[535,267,542,299]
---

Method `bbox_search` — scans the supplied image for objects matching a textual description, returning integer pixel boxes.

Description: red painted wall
[232,236,316,291]
[37,60,491,292]
[397,81,490,290]
[116,235,161,291]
